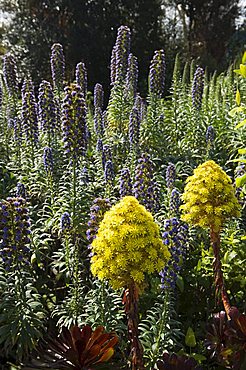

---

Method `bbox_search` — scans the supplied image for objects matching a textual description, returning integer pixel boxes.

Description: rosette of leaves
[23,324,118,370]
[153,352,202,370]
[205,309,246,369]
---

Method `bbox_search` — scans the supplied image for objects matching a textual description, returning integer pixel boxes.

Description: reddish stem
[210,228,231,317]
[122,281,145,370]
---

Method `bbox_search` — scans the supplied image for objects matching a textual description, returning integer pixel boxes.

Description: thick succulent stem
[123,281,145,370]
[210,228,231,317]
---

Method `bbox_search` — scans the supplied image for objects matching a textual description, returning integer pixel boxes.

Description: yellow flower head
[90,196,170,290]
[180,160,241,231]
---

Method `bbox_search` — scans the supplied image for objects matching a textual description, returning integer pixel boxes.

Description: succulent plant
[205,308,246,369]
[23,325,118,370]
[154,352,202,370]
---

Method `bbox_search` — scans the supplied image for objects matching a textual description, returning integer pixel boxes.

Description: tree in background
[0,0,168,96]
[0,0,244,95]
[172,0,240,70]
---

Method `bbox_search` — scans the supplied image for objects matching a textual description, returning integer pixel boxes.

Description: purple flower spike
[129,106,140,150]
[0,197,31,268]
[149,49,166,98]
[101,145,112,170]
[112,25,131,84]
[160,218,189,290]
[119,168,133,198]
[62,84,88,158]
[43,147,54,174]
[3,53,18,97]
[94,83,104,110]
[192,66,204,110]
[38,80,57,136]
[86,198,111,246]
[75,62,87,99]
[21,78,39,145]
[169,188,181,216]
[16,183,26,199]
[60,212,71,233]
[125,53,138,98]
[50,43,65,91]
[104,160,115,184]
[133,153,160,213]
[206,125,215,145]
[166,163,176,190]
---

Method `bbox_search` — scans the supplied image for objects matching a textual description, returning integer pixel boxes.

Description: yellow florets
[180,160,241,231]
[90,196,170,290]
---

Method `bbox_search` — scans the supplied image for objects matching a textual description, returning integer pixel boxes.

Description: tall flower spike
[60,212,71,233]
[13,116,22,145]
[3,53,18,97]
[96,138,103,152]
[38,80,57,136]
[192,66,204,110]
[21,78,39,145]
[160,218,188,290]
[62,84,88,158]
[0,197,31,269]
[50,43,65,92]
[119,168,133,198]
[125,53,138,98]
[169,188,181,216]
[166,163,176,191]
[101,144,112,170]
[86,198,111,245]
[93,84,104,136]
[16,183,27,199]
[133,153,160,213]
[91,196,170,290]
[129,106,140,150]
[104,160,114,184]
[114,25,131,83]
[94,83,104,110]
[110,45,117,85]
[43,147,54,174]
[75,62,87,99]
[134,94,146,122]
[94,107,104,137]
[206,125,215,145]
[149,49,166,98]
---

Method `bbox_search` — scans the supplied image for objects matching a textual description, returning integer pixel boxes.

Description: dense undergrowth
[0,25,245,370]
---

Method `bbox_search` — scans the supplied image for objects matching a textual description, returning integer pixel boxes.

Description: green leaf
[234,64,246,78]
[236,173,246,187]
[229,159,246,164]
[236,89,241,106]
[242,51,246,64]
[176,275,184,293]
[228,106,244,117]
[238,148,246,154]
[191,353,207,362]
[235,119,246,129]
[185,327,196,347]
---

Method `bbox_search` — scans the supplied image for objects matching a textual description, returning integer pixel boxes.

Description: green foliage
[139,292,183,369]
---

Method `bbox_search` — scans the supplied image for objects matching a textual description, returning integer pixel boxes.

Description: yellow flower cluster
[90,196,170,290]
[181,160,241,231]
